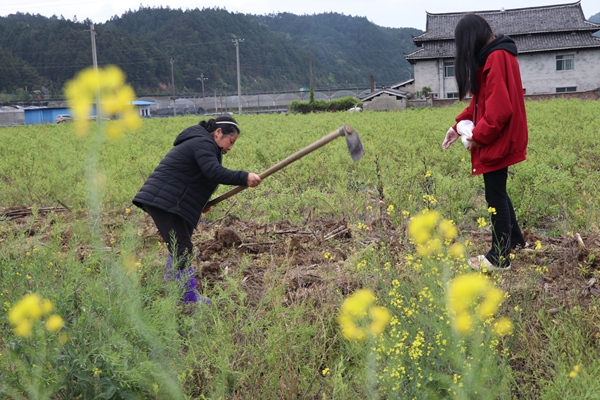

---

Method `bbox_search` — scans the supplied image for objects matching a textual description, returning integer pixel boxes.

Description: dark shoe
[512,241,529,251]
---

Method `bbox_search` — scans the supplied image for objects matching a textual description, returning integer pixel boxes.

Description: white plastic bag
[456,120,474,150]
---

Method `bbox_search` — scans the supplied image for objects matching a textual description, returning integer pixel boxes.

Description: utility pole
[309,51,313,92]
[170,57,176,117]
[197,73,207,110]
[232,38,244,114]
[89,23,102,126]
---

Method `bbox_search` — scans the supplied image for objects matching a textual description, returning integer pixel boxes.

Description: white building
[405,1,600,98]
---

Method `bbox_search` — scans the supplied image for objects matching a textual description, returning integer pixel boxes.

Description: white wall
[414,60,458,99]
[519,50,600,94]
[413,49,600,97]
[363,94,406,111]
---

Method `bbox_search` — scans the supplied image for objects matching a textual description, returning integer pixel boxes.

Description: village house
[404,1,600,99]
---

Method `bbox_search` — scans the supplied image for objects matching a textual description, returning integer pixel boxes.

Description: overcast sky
[0,0,598,30]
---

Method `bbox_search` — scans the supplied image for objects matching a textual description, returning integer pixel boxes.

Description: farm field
[1,99,600,398]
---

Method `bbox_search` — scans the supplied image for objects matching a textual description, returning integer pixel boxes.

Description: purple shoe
[176,267,212,305]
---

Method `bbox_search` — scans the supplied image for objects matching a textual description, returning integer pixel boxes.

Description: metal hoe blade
[341,124,365,162]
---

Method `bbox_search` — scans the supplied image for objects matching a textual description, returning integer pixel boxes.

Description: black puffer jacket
[133,124,248,227]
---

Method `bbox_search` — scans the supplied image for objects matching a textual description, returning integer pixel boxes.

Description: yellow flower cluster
[568,365,580,378]
[7,293,64,337]
[447,273,512,336]
[64,65,141,139]
[408,210,460,257]
[357,221,369,230]
[338,289,391,341]
[477,217,487,228]
[422,194,437,206]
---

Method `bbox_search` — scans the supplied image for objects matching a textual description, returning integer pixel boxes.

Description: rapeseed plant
[64,65,141,139]
[373,210,512,398]
[338,289,391,341]
[447,273,511,336]
[8,293,63,337]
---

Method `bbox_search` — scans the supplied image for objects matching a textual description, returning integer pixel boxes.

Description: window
[446,92,459,99]
[444,61,455,77]
[556,87,577,93]
[556,55,574,71]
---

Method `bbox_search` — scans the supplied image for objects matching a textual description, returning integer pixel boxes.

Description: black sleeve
[193,140,249,186]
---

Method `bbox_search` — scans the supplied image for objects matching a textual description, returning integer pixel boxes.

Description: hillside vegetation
[1,100,600,398]
[0,8,421,99]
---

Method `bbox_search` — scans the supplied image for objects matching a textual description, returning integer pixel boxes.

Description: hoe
[205,124,364,208]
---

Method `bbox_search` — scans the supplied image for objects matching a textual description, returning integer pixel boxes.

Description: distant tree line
[0,8,422,99]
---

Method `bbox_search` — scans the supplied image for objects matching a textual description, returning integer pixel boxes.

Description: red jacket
[453,50,528,175]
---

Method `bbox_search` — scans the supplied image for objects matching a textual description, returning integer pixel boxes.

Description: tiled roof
[360,88,409,101]
[406,2,600,62]
[390,78,414,89]
[517,31,600,52]
[405,31,600,61]
[413,1,600,43]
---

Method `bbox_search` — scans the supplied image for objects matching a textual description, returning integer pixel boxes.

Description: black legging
[143,204,195,270]
[483,167,526,267]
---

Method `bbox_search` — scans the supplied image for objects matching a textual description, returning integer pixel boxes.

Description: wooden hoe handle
[205,125,352,208]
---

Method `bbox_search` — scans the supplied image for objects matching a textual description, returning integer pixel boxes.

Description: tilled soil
[3,206,600,308]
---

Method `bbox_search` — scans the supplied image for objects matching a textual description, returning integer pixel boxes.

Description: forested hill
[108,8,422,93]
[0,8,422,99]
[107,7,318,94]
[247,13,422,89]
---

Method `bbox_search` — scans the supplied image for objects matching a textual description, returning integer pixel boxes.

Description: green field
[1,99,600,398]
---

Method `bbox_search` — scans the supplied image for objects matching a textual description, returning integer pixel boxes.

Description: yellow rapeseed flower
[8,293,43,325]
[568,365,580,378]
[454,312,473,336]
[8,294,63,337]
[45,314,64,333]
[64,65,141,138]
[447,273,508,336]
[477,217,487,228]
[14,320,33,337]
[338,289,391,341]
[370,306,392,335]
[477,286,504,319]
[493,317,513,336]
[438,219,458,240]
[449,243,466,259]
[408,210,440,245]
[41,299,54,315]
[488,207,497,215]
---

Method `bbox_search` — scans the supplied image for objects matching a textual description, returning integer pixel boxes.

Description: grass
[1,98,600,398]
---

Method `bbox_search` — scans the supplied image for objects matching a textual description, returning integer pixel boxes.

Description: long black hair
[199,116,240,136]
[454,14,494,100]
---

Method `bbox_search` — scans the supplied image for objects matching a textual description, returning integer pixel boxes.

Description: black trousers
[143,205,195,270]
[483,167,526,267]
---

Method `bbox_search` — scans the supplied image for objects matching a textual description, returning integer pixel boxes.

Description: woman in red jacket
[442,14,528,271]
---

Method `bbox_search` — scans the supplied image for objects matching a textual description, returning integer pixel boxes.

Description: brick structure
[405,1,600,99]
